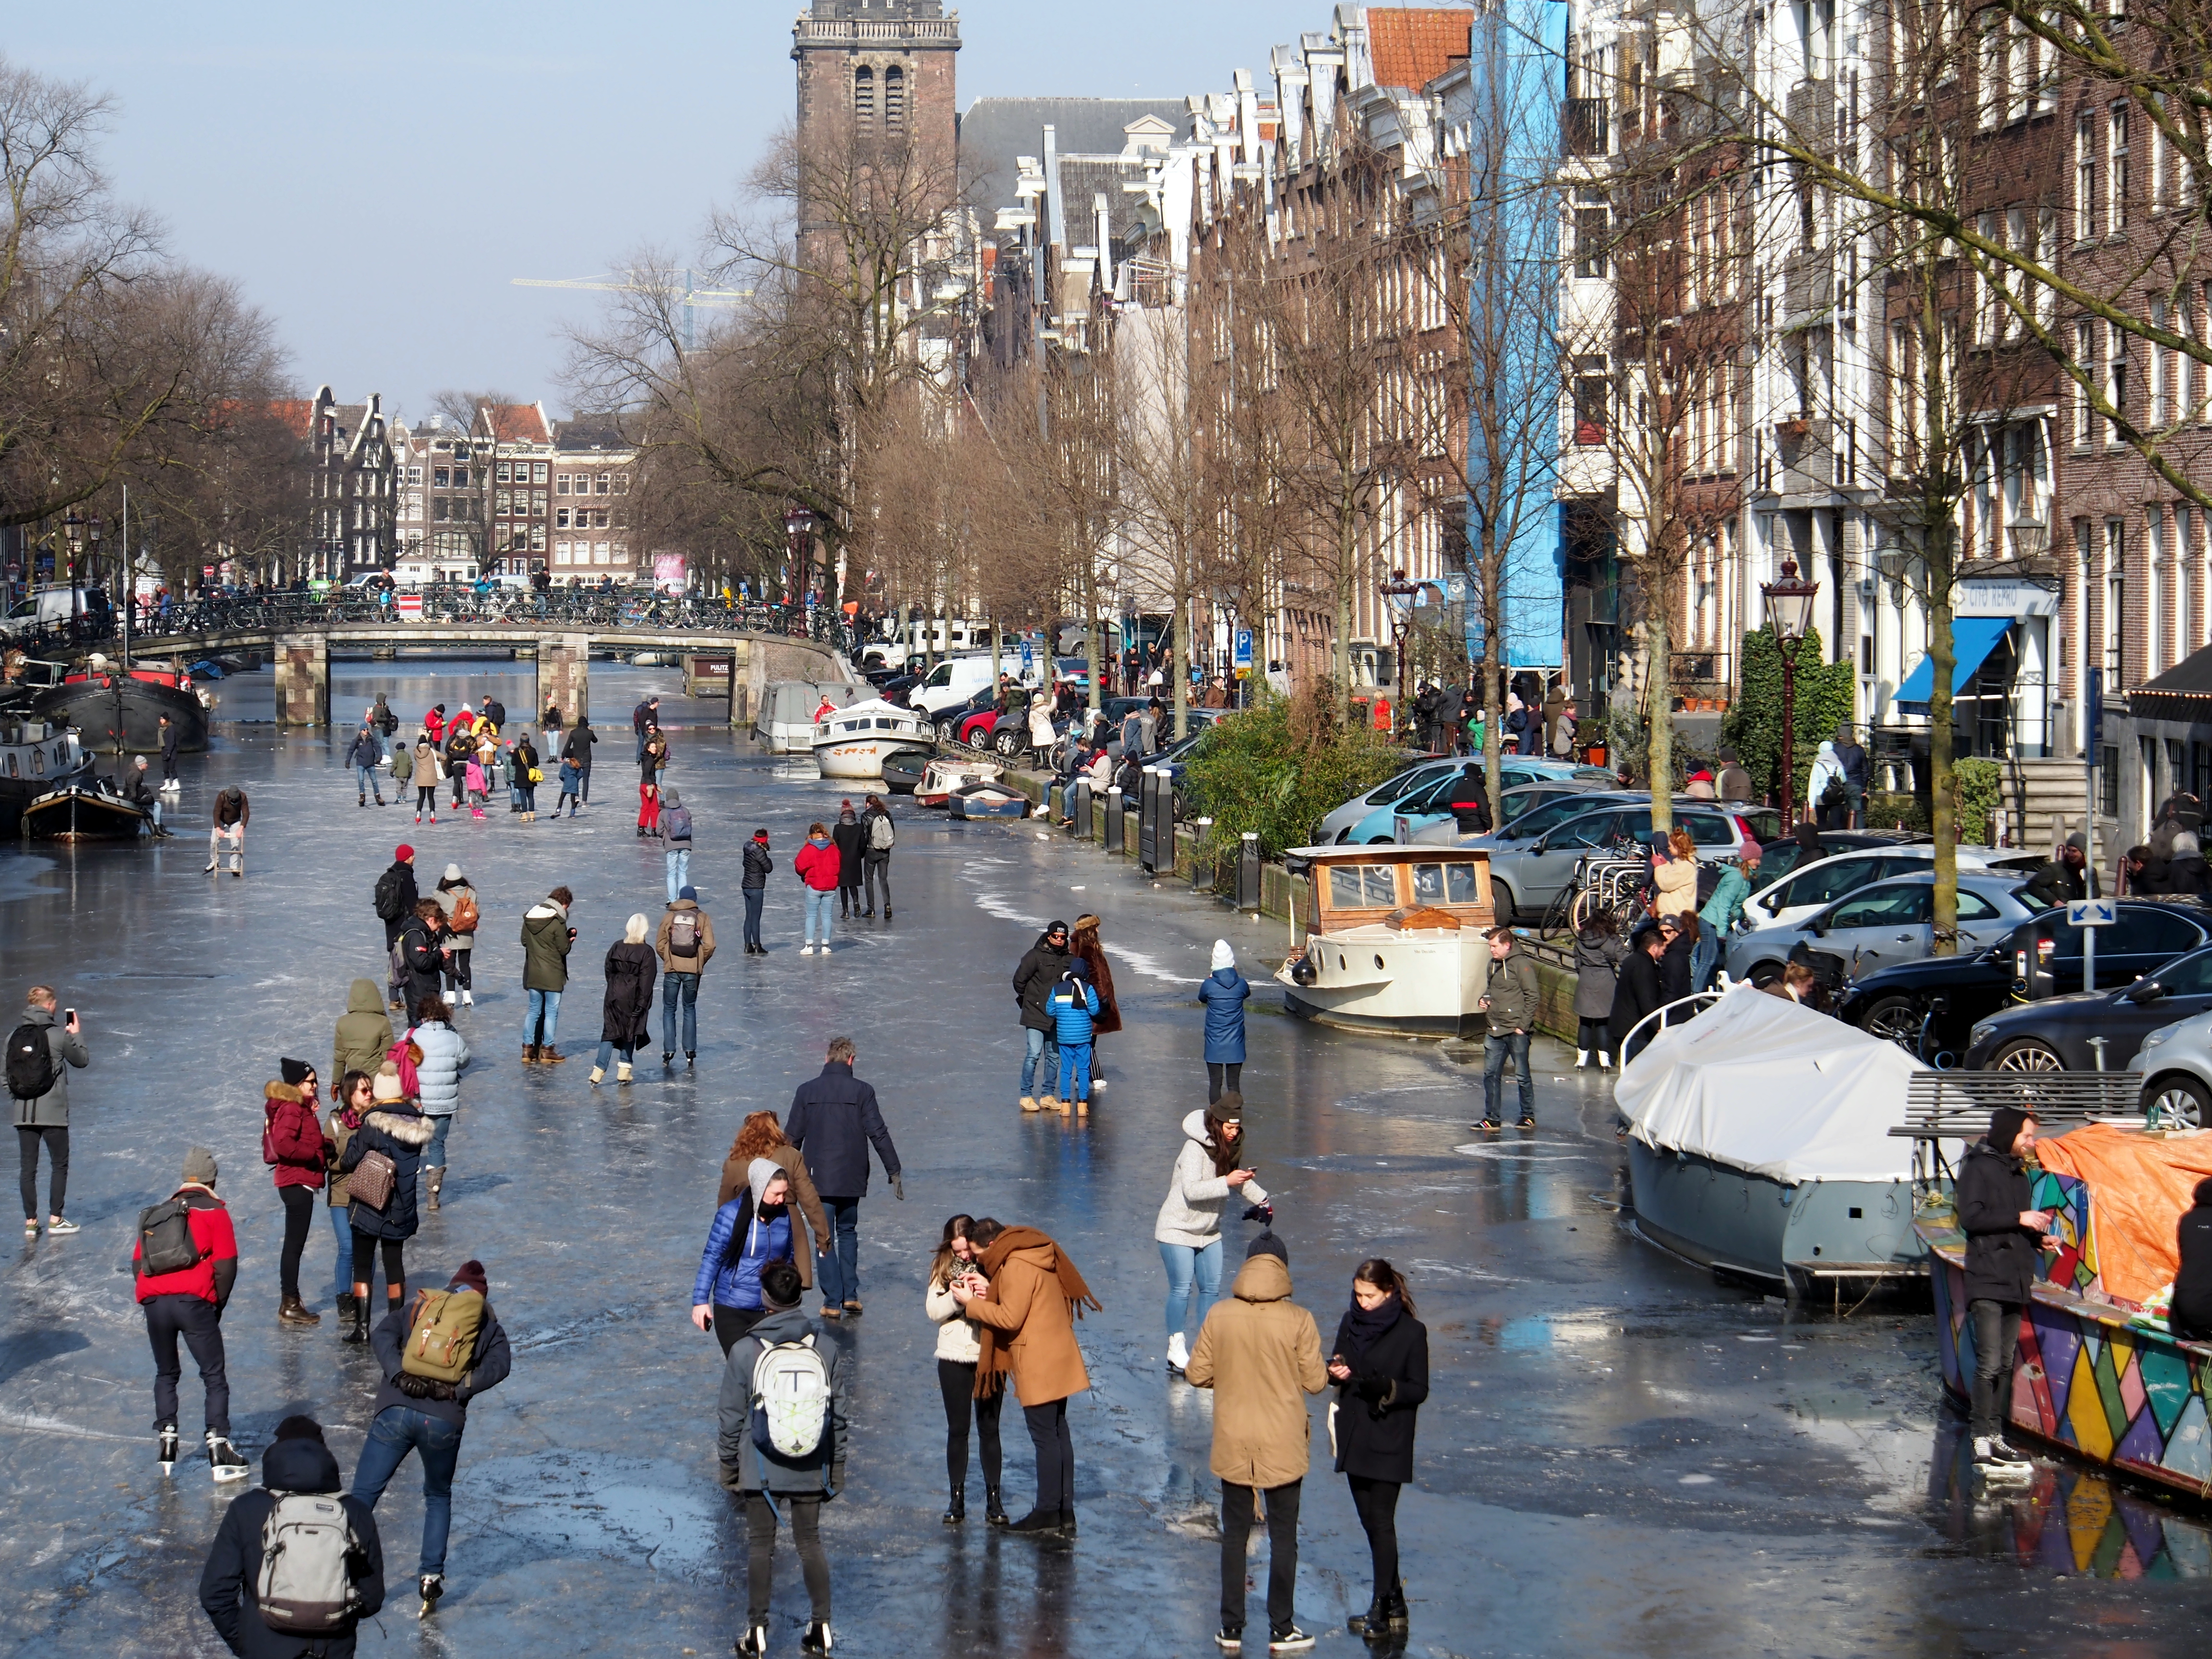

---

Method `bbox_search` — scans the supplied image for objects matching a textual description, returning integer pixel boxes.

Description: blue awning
[1894,617,2012,713]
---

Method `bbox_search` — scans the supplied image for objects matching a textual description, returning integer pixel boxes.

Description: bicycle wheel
[1568,886,1599,932]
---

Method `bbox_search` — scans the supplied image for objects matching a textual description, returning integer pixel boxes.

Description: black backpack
[5,1023,57,1101]
[372,866,408,923]
[136,1198,206,1277]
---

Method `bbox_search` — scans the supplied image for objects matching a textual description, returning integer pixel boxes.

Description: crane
[509,269,751,349]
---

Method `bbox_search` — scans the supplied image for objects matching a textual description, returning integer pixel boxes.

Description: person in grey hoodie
[1154,1096,1268,1375]
[405,999,470,1214]
[720,1260,846,1658]
[12,986,89,1238]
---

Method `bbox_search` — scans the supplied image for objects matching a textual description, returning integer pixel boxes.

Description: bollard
[1071,777,1091,837]
[1238,831,1262,913]
[1138,768,1161,871]
[1192,817,1213,888]
[1105,786,1124,853]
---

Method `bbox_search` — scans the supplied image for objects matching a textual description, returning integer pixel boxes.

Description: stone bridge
[129,622,856,729]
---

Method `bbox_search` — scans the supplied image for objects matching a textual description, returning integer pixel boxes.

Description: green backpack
[399,1287,483,1384]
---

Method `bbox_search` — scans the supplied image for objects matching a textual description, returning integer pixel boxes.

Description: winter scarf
[1340,1293,1403,1361]
[973,1226,1101,1399]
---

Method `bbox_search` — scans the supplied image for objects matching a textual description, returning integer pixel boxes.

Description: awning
[1894,617,2011,713]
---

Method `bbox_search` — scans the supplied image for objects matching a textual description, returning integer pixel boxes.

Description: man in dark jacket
[783,1037,902,1320]
[159,711,180,785]
[1715,746,1755,804]
[633,695,660,764]
[859,794,894,920]
[375,847,419,1011]
[1831,724,1868,828]
[199,1415,385,1658]
[1012,921,1071,1109]
[351,1259,511,1618]
[1478,927,1541,1130]
[2024,833,2089,909]
[207,784,249,875]
[346,723,387,807]
[562,717,596,805]
[741,828,773,954]
[1607,925,1669,1065]
[14,986,89,1236]
[1956,1107,2048,1472]
[137,1146,247,1479]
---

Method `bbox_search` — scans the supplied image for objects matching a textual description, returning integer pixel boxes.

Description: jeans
[330,1202,356,1303]
[1347,1476,1402,1603]
[1022,1397,1075,1515]
[938,1358,1004,1488]
[144,1293,228,1435]
[593,1040,637,1072]
[1690,935,1719,993]
[743,888,765,949]
[17,1124,66,1217]
[1483,1030,1534,1121]
[1021,1027,1061,1098]
[1221,1479,1302,1636]
[1160,1238,1223,1340]
[803,888,835,945]
[356,764,384,801]
[352,1405,465,1576]
[744,1492,830,1623]
[665,846,690,902]
[277,1184,314,1300]
[524,988,560,1046]
[1058,1040,1094,1101]
[864,852,890,914]
[1206,1061,1242,1103]
[662,973,698,1055]
[424,1113,452,1169]
[1969,1298,2021,1440]
[149,797,163,830]
[815,1196,860,1307]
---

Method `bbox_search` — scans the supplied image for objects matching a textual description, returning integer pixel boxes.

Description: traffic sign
[1020,641,1034,668]
[1233,628,1253,669]
[2067,898,2115,927]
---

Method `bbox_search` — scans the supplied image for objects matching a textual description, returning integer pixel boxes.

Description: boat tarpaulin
[2034,1125,2212,1305]
[1613,985,1930,1183]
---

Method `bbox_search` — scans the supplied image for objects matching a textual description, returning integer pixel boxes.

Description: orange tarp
[2035,1125,2212,1304]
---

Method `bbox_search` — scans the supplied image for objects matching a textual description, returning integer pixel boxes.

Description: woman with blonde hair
[592,913,658,1085]
[925,1213,1008,1526]
[1649,826,1699,926]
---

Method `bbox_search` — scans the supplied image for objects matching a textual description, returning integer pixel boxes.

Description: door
[1752,854,1887,923]
[1952,886,2016,953]
[1812,880,1936,974]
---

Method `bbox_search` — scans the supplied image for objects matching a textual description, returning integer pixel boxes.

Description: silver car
[2128,1011,2212,1127]
[1723,871,2041,986]
[1482,800,1753,924]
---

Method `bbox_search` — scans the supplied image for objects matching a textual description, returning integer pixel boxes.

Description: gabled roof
[267,398,315,438]
[959,96,1193,225]
[1367,9,1470,92]
[475,401,552,445]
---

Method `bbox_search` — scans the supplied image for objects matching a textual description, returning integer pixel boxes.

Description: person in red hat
[373,848,420,1012]
[1683,769,1717,800]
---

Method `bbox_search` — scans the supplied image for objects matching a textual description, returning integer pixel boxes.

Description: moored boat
[915,756,1001,808]
[0,721,94,836]
[812,698,935,778]
[26,658,209,753]
[881,749,934,794]
[1274,844,1497,1036]
[21,778,154,841]
[755,680,860,755]
[948,781,1029,818]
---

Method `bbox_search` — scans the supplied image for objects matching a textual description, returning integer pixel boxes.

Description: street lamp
[1761,556,1821,825]
[1380,568,1420,705]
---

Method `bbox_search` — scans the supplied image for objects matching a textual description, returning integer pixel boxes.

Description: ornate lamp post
[1761,557,1820,824]
[1379,568,1420,706]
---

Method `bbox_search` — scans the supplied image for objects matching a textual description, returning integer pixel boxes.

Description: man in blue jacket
[783,1037,903,1320]
[199,1415,384,1658]
[1048,961,1101,1114]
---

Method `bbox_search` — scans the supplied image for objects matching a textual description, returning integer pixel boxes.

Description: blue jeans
[665,846,690,902]
[329,1202,355,1304]
[1160,1238,1223,1340]
[1483,1030,1534,1122]
[816,1196,861,1307]
[1690,934,1719,992]
[1058,1040,1094,1101]
[356,764,383,801]
[352,1406,466,1577]
[804,889,835,945]
[593,1040,636,1071]
[743,889,765,949]
[662,973,698,1055]
[524,988,560,1047]
[1022,1027,1061,1098]
[423,1113,452,1169]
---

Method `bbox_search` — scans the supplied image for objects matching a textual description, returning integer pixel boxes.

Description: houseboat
[915,756,1001,808]
[0,721,93,836]
[27,656,209,753]
[811,698,935,779]
[1275,844,1497,1036]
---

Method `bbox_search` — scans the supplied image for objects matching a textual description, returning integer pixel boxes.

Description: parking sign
[1233,628,1253,669]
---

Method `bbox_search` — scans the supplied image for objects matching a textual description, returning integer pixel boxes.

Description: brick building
[277,387,396,582]
[549,416,638,583]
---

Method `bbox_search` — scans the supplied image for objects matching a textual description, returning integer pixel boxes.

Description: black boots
[983,1484,1009,1525]
[341,1300,370,1344]
[1348,1585,1409,1638]
[943,1484,965,1524]
[1007,1507,1060,1534]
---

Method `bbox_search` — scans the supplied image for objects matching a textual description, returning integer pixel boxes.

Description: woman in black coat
[832,804,867,918]
[1659,914,1697,1005]
[337,1062,434,1345]
[397,898,447,1011]
[1329,1259,1429,1638]
[1608,924,1668,1062]
[594,913,659,1085]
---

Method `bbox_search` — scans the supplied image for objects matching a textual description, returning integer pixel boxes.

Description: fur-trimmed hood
[263,1081,304,1106]
[362,1107,434,1147]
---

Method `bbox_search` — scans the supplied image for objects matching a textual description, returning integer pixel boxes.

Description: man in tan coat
[1185,1235,1326,1653]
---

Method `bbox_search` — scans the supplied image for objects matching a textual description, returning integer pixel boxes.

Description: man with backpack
[12,984,88,1238]
[859,793,894,920]
[136,1145,247,1480]
[373,848,419,1013]
[351,1258,512,1620]
[784,1037,903,1320]
[198,1414,385,1658]
[661,785,695,902]
[656,885,715,1068]
[719,1260,846,1659]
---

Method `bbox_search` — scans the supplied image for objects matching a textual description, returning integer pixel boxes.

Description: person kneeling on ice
[721,1259,847,1658]
[1047,961,1100,1116]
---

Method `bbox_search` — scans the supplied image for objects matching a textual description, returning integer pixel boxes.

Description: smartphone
[63,1009,75,1024]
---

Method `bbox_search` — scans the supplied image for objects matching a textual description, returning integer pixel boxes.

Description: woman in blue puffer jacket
[1199,939,1250,1103]
[405,996,470,1215]
[690,1157,794,1355]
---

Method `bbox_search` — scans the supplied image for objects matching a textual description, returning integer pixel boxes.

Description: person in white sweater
[925,1214,1007,1526]
[1155,1096,1270,1374]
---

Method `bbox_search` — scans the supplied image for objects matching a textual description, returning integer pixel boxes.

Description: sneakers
[1478,1118,1503,1131]
[1517,1116,1538,1130]
[1973,1435,2033,1473]
[419,1574,444,1618]
[1215,1630,1244,1652]
[157,1425,179,1473]
[801,944,816,956]
[1269,1629,1316,1654]
[21,1217,34,1237]
[45,1216,77,1236]
[1167,1331,1190,1374]
[207,1432,249,1481]
[801,1619,834,1654]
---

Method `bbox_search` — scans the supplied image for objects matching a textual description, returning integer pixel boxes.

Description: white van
[909,653,1001,717]
[0,586,107,640]
[861,619,1018,671]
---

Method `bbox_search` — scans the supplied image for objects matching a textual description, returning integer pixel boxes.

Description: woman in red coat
[793,821,842,954]
[264,1058,332,1327]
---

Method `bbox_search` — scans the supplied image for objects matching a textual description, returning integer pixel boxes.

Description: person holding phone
[1327,1260,1429,1639]
[1154,1095,1268,1375]
[925,1214,1008,1526]
[1956,1107,2050,1474]
[11,985,88,1238]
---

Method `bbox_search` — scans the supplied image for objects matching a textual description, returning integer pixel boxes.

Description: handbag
[528,766,544,783]
[347,1148,397,1211]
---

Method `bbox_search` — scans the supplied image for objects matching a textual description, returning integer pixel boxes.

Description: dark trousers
[416,785,437,814]
[1221,1478,1301,1636]
[1484,1030,1535,1120]
[743,888,766,950]
[144,1293,228,1435]
[1576,1017,1610,1053]
[17,1124,66,1217]
[1346,1475,1402,1602]
[1969,1298,2021,1439]
[442,950,473,994]
[1022,1397,1075,1514]
[1207,1062,1242,1104]
[838,881,861,915]
[276,1184,314,1300]
[938,1358,1003,1488]
[351,1229,406,1302]
[662,972,698,1055]
[744,1492,830,1623]
[864,853,890,913]
[816,1197,861,1306]
[712,1303,766,1357]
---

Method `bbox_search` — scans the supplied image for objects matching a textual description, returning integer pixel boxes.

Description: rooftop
[1367,8,1471,91]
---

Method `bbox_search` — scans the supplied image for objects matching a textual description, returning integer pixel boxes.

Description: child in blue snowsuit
[1049,962,1102,1109]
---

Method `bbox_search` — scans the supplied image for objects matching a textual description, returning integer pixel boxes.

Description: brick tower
[793,0,962,252]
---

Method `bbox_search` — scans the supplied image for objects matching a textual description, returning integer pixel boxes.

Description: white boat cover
[761,681,858,727]
[814,697,923,733]
[1612,984,1930,1183]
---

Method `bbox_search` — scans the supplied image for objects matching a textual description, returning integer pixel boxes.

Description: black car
[1837,901,2212,1064]
[1962,942,2212,1070]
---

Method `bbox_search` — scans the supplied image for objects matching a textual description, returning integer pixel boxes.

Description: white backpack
[256,1491,364,1633]
[750,1334,831,1464]
[869,812,895,852]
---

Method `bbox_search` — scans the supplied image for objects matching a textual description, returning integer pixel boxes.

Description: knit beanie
[1246,1230,1287,1265]
[279,1057,312,1088]
[396,843,414,862]
[273,1415,325,1443]
[1211,939,1235,973]
[373,1065,405,1103]
[449,1259,488,1297]
[679,886,697,902]
[1212,1092,1244,1124]
[181,1145,218,1186]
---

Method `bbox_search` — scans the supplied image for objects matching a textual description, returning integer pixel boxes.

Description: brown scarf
[972,1226,1101,1399]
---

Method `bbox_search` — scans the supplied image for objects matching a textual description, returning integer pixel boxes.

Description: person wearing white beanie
[433,865,479,1007]
[1200,941,1250,1103]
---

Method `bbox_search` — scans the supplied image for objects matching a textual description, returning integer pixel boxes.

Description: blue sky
[13,1,1299,421]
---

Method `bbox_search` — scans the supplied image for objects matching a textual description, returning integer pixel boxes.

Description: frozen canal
[0,657,2206,1657]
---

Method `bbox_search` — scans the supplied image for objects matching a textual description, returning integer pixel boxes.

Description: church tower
[792,0,962,188]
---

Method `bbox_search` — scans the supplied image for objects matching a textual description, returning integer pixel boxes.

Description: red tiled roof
[1368,9,1471,92]
[266,398,315,438]
[479,402,550,445]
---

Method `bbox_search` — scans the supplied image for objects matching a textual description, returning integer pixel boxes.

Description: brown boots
[277,1296,320,1326]
[523,1044,539,1064]
[522,1044,567,1064]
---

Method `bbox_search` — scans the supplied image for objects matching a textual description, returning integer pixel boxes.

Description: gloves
[396,1371,453,1400]
[890,1173,905,1201]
